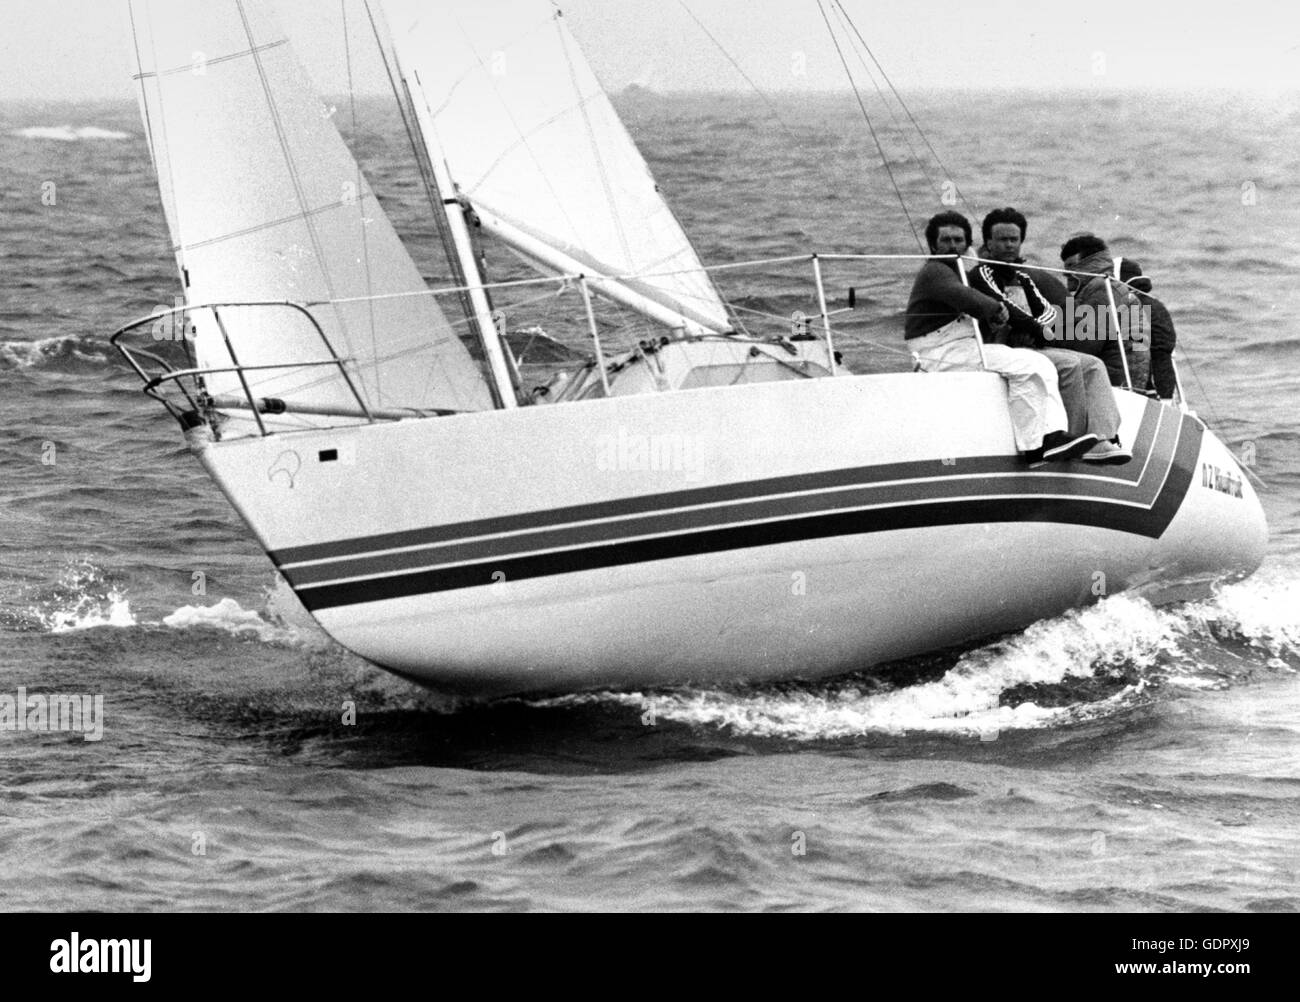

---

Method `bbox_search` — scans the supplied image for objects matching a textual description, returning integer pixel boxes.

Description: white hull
[191,372,1266,696]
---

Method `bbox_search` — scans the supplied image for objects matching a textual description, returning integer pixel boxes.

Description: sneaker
[1022,446,1047,469]
[1081,439,1133,465]
[1042,431,1099,463]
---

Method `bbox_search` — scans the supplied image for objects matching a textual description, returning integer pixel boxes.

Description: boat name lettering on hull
[1201,463,1243,499]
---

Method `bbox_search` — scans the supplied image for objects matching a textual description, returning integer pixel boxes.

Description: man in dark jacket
[968,209,1129,464]
[1060,234,1149,390]
[1118,259,1179,400]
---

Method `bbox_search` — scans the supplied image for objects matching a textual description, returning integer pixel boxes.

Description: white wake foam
[1180,566,1300,660]
[27,561,330,650]
[32,562,138,633]
[539,593,1219,740]
[163,596,331,649]
[10,125,131,142]
[541,564,1300,740]
[533,596,1164,740]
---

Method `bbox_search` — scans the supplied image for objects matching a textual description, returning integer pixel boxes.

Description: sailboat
[114,0,1266,696]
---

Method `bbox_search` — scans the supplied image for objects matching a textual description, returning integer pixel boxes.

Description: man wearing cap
[1059,234,1149,391]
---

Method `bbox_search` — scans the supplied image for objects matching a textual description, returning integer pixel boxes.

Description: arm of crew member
[1148,299,1179,398]
[1011,273,1058,347]
[1028,268,1069,310]
[969,265,1045,342]
[933,264,1008,325]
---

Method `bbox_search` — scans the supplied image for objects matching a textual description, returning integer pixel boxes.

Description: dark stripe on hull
[274,397,1165,568]
[295,411,1202,613]
[287,453,1175,587]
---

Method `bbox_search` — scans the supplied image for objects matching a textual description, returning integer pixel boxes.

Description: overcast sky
[2,0,1299,101]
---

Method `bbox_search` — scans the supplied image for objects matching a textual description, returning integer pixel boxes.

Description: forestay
[381,0,732,335]
[127,0,495,422]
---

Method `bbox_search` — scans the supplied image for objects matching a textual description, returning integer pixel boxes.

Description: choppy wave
[18,553,1300,730]
[536,570,1300,741]
[0,335,118,371]
[3,89,1299,914]
[10,126,132,142]
[27,561,137,634]
[45,592,136,634]
[18,561,330,649]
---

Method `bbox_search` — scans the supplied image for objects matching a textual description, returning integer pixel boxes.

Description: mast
[369,3,518,410]
[414,100,519,409]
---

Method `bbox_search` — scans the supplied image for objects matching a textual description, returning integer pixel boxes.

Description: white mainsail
[380,0,733,336]
[127,0,495,421]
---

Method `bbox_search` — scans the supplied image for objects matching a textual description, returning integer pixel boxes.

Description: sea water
[1,90,1297,911]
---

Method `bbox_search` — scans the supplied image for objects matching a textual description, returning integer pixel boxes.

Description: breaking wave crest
[17,563,330,650]
[1178,567,1300,661]
[27,561,137,634]
[536,567,1300,741]
[16,557,1299,737]
[0,335,118,371]
[10,126,132,142]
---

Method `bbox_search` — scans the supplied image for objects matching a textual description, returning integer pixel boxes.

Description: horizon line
[3,82,1299,106]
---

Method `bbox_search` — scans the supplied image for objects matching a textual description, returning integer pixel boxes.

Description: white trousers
[912,319,1068,452]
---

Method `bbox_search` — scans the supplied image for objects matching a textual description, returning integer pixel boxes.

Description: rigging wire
[831,0,975,221]
[672,0,842,334]
[672,0,831,237]
[277,284,578,399]
[674,0,954,332]
[464,11,591,268]
[1157,343,1266,490]
[553,20,633,272]
[677,0,956,249]
[552,12,741,337]
[724,300,915,361]
[361,1,483,355]
[130,2,188,282]
[342,0,380,401]
[1176,345,1225,429]
[814,0,923,251]
[825,1,944,212]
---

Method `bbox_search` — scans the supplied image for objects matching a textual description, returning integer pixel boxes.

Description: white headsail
[380,0,733,336]
[127,0,495,422]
